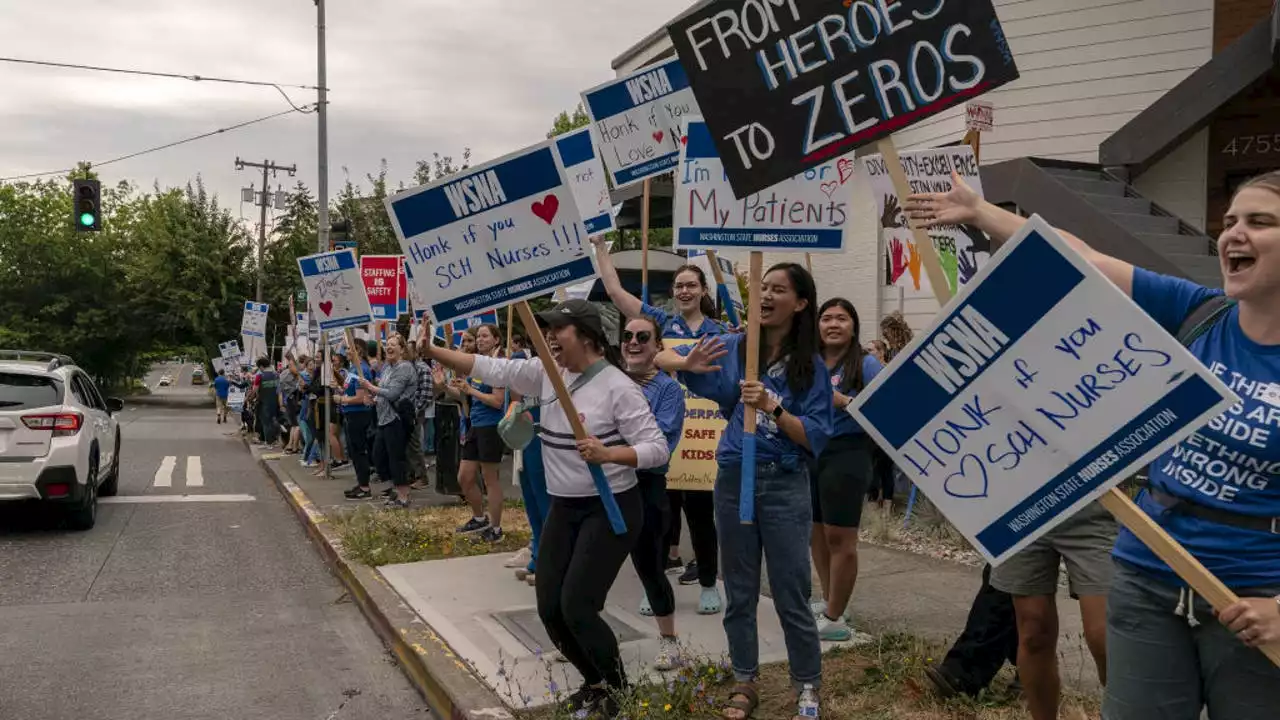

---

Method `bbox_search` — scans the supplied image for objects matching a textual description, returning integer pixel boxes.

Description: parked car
[0,351,122,530]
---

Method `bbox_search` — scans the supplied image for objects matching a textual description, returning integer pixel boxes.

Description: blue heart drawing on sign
[943,454,989,499]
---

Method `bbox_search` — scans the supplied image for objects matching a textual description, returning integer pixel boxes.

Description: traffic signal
[73,179,101,232]
[330,219,354,250]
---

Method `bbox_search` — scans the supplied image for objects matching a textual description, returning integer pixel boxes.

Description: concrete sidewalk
[256,441,1101,715]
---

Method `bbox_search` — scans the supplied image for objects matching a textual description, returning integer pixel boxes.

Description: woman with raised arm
[453,324,507,541]
[591,235,724,611]
[656,263,834,720]
[908,171,1280,719]
[424,300,669,718]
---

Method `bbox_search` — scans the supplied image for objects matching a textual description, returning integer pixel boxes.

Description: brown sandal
[722,683,759,720]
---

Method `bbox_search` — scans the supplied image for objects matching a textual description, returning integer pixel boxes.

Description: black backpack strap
[1175,295,1236,346]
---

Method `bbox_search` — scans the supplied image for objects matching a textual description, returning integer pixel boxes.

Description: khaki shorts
[991,501,1117,598]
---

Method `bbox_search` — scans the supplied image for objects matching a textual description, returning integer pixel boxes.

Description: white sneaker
[653,636,683,671]
[504,546,532,568]
[815,614,852,642]
[810,600,827,616]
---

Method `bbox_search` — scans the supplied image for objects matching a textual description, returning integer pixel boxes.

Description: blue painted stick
[903,485,918,529]
[739,252,763,524]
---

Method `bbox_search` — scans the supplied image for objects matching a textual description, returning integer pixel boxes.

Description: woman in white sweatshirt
[423,299,669,718]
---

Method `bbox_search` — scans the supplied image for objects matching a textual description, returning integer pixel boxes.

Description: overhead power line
[0,55,324,113]
[0,105,314,182]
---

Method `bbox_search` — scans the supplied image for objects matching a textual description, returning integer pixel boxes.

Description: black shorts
[810,433,874,528]
[461,425,504,464]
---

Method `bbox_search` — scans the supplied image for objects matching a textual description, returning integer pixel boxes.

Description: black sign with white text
[667,0,1019,198]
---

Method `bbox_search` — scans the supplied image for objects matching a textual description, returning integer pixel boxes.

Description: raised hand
[958,248,979,285]
[907,241,923,291]
[905,170,981,228]
[684,336,728,374]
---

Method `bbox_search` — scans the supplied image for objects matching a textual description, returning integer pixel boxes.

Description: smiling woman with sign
[424,300,669,718]
[908,171,1280,719]
[657,263,833,720]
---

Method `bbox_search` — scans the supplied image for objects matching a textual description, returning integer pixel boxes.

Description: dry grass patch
[328,503,531,566]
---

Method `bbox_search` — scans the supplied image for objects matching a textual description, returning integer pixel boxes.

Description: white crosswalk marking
[186,456,204,487]
[154,456,175,487]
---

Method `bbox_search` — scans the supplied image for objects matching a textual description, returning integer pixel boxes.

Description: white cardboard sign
[297,248,375,332]
[851,217,1238,564]
[966,101,996,133]
[553,126,615,237]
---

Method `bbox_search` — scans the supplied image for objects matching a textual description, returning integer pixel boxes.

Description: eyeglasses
[673,282,702,292]
[622,330,653,344]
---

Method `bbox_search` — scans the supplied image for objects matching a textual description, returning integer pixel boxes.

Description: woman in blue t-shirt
[810,298,883,645]
[592,235,725,605]
[910,170,1280,718]
[657,262,833,720]
[454,324,508,543]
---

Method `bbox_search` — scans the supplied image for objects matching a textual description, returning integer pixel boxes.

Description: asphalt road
[0,365,433,720]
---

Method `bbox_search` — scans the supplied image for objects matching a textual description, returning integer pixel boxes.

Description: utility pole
[235,157,297,302]
[316,0,329,254]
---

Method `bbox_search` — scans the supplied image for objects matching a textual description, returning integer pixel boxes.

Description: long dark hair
[741,263,818,394]
[818,298,867,393]
[571,320,624,371]
[674,264,719,319]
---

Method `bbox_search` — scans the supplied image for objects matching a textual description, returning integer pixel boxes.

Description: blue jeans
[422,416,436,454]
[1103,560,1280,719]
[520,440,550,572]
[716,461,821,688]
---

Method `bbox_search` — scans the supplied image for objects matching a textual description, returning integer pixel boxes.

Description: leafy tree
[547,103,591,138]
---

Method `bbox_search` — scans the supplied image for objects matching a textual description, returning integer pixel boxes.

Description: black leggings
[536,488,642,689]
[630,472,675,618]
[433,405,462,495]
[664,489,718,587]
[372,416,409,487]
[344,411,374,488]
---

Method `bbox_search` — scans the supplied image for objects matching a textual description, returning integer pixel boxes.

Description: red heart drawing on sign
[652,131,665,144]
[680,135,688,146]
[319,301,334,316]
[837,158,856,185]
[821,181,838,198]
[531,194,560,224]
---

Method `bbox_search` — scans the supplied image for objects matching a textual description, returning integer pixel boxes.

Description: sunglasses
[622,330,653,344]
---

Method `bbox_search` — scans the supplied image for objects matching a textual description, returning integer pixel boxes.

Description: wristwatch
[770,403,784,420]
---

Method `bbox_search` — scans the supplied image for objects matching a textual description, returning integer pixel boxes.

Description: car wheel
[67,456,98,531]
[99,433,121,497]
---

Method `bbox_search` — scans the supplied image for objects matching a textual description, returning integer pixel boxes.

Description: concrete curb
[247,441,514,720]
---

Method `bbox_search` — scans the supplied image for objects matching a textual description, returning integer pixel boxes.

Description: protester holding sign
[453,324,508,540]
[657,263,833,720]
[423,300,669,717]
[592,235,725,604]
[907,170,1280,718]
[339,345,376,500]
[810,298,884,643]
[357,334,418,509]
[622,315,688,671]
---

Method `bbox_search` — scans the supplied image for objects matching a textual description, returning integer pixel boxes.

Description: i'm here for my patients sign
[851,217,1238,564]
[674,118,851,252]
[667,0,1020,198]
[385,141,593,325]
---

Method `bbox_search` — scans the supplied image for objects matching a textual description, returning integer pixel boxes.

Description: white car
[158,375,172,387]
[0,351,122,530]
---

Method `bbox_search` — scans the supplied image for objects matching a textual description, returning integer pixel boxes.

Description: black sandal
[722,683,759,720]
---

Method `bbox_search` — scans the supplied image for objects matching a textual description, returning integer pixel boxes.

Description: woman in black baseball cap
[424,300,670,717]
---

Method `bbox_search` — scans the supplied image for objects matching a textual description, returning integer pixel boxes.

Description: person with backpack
[357,333,417,509]
[908,170,1280,719]
[424,300,669,718]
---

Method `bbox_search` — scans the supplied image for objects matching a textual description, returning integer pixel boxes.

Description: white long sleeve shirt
[471,355,669,498]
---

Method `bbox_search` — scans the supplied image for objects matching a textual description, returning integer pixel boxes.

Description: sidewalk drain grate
[492,608,646,653]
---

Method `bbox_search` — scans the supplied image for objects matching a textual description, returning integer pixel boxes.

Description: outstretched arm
[591,237,644,318]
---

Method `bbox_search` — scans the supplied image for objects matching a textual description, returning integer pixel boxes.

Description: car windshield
[0,372,60,410]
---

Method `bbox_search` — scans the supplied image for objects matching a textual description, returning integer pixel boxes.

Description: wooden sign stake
[739,251,763,524]
[641,178,652,304]
[343,328,364,381]
[505,305,514,357]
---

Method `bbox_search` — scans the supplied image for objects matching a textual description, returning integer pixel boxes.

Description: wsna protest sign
[862,145,992,294]
[434,310,500,347]
[297,248,375,332]
[667,0,1019,198]
[581,57,700,189]
[241,301,268,340]
[850,217,1237,564]
[385,139,594,325]
[553,127,615,237]
[674,118,851,253]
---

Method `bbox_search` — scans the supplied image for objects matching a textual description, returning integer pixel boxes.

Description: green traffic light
[79,212,95,227]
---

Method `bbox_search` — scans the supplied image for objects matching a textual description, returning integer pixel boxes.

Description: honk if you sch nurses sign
[384,140,595,325]
[850,216,1237,565]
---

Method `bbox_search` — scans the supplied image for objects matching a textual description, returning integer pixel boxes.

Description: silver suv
[0,351,123,530]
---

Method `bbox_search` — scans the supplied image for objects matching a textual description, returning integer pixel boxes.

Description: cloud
[0,0,692,220]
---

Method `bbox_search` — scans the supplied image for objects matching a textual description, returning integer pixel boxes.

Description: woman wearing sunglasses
[622,316,688,670]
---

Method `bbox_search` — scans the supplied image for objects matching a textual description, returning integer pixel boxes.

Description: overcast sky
[0,0,690,227]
